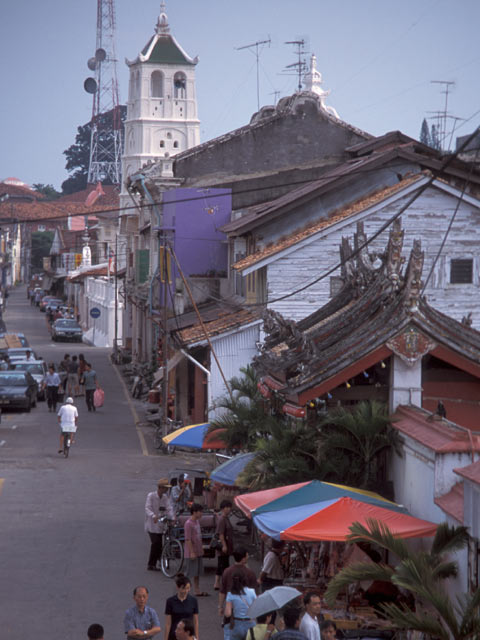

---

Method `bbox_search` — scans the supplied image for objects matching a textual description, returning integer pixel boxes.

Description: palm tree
[325,519,480,640]
[237,419,322,490]
[208,365,280,450]
[317,400,402,490]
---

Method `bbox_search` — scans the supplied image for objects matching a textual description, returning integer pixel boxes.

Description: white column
[389,354,422,412]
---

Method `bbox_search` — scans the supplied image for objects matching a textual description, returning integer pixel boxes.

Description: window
[451,258,473,284]
[173,141,178,148]
[150,71,163,97]
[174,72,186,98]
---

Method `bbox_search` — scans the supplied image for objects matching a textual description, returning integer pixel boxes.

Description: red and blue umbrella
[162,422,226,450]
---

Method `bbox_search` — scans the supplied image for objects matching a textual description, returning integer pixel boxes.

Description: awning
[253,497,437,541]
[153,351,184,383]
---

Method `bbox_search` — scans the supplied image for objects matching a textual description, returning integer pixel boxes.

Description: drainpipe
[180,349,212,420]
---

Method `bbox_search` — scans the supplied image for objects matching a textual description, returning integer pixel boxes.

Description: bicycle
[63,431,72,458]
[154,417,182,454]
[160,518,184,578]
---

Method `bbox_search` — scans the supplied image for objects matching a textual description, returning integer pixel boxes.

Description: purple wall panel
[163,187,231,278]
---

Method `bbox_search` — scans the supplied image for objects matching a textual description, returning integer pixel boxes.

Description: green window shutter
[136,249,150,284]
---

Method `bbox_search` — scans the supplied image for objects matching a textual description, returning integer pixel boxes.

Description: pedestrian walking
[81,362,99,411]
[320,621,337,640]
[224,571,256,640]
[67,355,80,396]
[164,574,199,640]
[78,353,86,395]
[299,593,322,640]
[218,546,257,637]
[248,612,276,640]
[184,503,207,597]
[123,585,162,639]
[43,364,61,413]
[59,353,70,374]
[145,478,174,571]
[258,541,285,592]
[213,500,234,590]
[87,623,104,639]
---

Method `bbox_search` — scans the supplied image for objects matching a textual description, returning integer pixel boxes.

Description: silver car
[12,360,47,399]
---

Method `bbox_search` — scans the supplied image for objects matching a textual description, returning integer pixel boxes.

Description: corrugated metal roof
[233,173,425,272]
[454,460,480,485]
[434,482,464,523]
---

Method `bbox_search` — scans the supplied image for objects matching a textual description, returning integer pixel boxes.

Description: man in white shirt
[299,592,322,640]
[57,397,78,453]
[144,478,174,571]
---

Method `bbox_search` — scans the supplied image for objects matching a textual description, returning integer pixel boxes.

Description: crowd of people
[43,352,100,414]
[123,478,337,640]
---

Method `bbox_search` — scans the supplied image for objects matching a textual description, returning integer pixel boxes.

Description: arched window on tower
[151,71,164,98]
[135,70,141,93]
[174,72,187,99]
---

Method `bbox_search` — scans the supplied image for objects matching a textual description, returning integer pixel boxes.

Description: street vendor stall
[235,481,437,633]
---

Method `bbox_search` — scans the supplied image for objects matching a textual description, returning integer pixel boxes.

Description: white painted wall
[263,185,480,325]
[390,435,473,596]
[83,277,123,348]
[207,321,261,420]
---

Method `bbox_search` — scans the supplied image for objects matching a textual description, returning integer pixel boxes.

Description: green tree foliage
[31,231,54,270]
[325,520,480,640]
[208,365,281,450]
[32,184,61,200]
[419,118,431,146]
[62,105,126,195]
[317,400,402,491]
[211,368,400,492]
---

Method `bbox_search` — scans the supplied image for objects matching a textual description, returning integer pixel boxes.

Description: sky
[1,0,479,191]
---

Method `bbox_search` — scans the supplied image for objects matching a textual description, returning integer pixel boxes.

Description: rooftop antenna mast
[430,80,455,152]
[284,39,307,92]
[236,38,271,111]
[84,0,123,185]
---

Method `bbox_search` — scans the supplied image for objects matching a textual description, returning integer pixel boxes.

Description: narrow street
[0,286,223,638]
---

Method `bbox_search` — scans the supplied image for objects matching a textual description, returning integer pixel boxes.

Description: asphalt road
[0,286,226,639]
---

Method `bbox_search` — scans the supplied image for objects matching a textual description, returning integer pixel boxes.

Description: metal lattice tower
[86,0,123,185]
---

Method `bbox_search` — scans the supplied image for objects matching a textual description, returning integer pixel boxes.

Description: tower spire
[156,1,170,34]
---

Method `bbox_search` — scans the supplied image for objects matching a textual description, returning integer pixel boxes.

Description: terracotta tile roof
[0,197,115,224]
[175,308,261,345]
[233,173,426,271]
[0,181,43,199]
[454,460,480,485]
[434,482,464,523]
[67,264,109,282]
[393,406,480,454]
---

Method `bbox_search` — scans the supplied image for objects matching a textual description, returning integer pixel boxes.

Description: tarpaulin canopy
[210,452,256,486]
[235,480,406,518]
[162,423,226,450]
[253,496,437,541]
[235,482,310,517]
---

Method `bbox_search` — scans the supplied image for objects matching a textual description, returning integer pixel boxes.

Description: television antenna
[429,80,455,152]
[283,39,308,92]
[236,38,271,110]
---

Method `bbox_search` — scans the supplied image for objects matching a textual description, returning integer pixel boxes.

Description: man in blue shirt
[123,585,162,639]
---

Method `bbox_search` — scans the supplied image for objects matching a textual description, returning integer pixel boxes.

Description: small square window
[451,258,473,284]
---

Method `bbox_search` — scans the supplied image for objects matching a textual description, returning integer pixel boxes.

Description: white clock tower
[121,2,200,198]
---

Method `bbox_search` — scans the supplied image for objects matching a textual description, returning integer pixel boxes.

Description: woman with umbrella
[224,571,256,640]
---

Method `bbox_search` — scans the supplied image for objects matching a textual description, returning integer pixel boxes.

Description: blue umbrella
[210,452,256,486]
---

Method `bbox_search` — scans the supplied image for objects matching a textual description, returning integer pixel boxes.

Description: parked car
[6,348,39,363]
[40,297,63,312]
[51,319,83,342]
[12,360,47,400]
[0,333,29,347]
[0,371,37,411]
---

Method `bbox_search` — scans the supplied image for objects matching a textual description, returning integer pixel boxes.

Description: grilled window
[450,258,473,284]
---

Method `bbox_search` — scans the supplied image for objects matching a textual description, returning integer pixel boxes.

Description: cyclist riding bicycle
[57,396,78,454]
